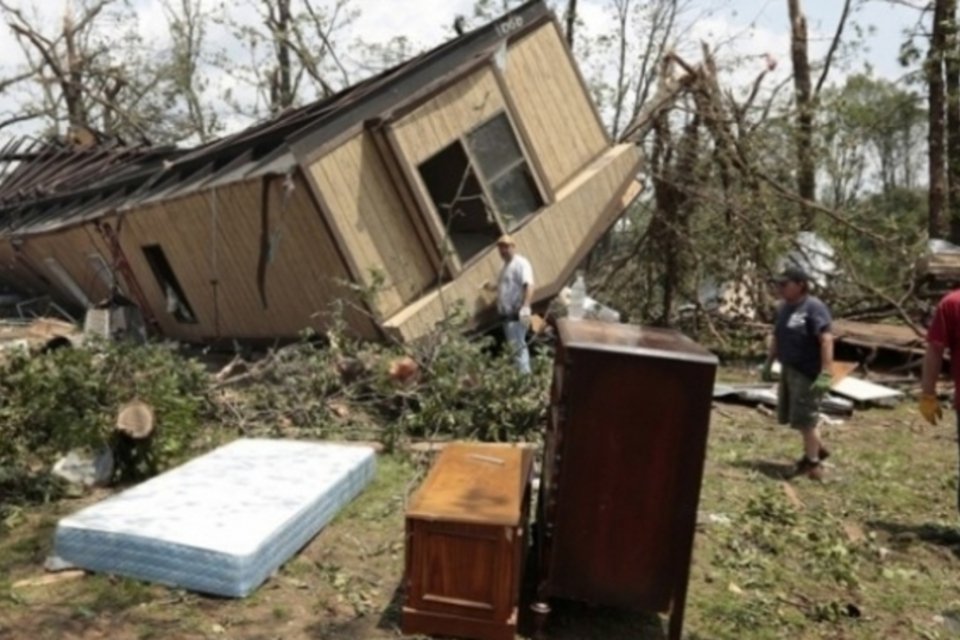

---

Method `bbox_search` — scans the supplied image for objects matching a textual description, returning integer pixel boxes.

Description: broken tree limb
[209,350,279,390]
[619,54,695,143]
[12,570,86,589]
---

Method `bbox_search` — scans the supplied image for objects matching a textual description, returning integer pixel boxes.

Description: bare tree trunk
[63,11,88,132]
[650,111,675,325]
[610,0,632,140]
[788,0,815,230]
[266,0,294,113]
[929,0,949,239]
[946,0,960,243]
[164,0,214,142]
[564,0,577,48]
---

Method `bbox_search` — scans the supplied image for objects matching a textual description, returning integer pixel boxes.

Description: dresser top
[557,318,718,364]
[406,443,534,526]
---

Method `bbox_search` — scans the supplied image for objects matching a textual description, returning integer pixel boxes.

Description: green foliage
[393,318,548,443]
[0,340,209,484]
[213,305,550,450]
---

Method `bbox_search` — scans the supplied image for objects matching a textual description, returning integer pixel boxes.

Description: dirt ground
[2,373,960,639]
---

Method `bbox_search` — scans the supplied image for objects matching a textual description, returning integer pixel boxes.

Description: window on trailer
[419,141,501,263]
[466,113,543,228]
[417,111,544,265]
[141,245,197,324]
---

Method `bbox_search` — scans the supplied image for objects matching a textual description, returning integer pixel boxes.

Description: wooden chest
[403,443,534,640]
[534,319,717,640]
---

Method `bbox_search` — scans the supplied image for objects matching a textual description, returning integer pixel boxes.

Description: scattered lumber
[831,319,926,356]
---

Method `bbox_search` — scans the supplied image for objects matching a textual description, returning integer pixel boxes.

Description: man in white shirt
[489,234,534,374]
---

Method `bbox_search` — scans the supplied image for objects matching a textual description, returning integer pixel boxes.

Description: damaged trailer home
[0,1,642,344]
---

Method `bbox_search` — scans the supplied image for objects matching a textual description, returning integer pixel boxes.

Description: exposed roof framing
[0,0,550,236]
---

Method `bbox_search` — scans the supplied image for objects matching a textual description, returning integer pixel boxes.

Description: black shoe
[795,447,829,469]
[794,456,824,480]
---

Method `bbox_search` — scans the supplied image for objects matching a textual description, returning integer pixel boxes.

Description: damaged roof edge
[289,1,550,160]
[0,0,551,237]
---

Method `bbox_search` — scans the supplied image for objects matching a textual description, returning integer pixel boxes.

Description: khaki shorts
[777,365,821,430]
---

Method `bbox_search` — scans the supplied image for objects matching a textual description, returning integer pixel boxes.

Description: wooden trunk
[535,319,718,640]
[403,443,534,640]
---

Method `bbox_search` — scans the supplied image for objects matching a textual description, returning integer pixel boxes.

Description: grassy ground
[2,371,960,639]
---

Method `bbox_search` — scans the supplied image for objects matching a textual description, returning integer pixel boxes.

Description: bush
[1,307,551,494]
[393,322,549,443]
[212,309,552,450]
[0,339,209,483]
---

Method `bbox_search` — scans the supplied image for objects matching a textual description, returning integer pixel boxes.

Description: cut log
[116,400,155,439]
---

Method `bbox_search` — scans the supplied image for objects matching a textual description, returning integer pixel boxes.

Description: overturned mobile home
[0,1,642,343]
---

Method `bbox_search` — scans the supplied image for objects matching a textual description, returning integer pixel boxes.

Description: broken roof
[0,0,551,236]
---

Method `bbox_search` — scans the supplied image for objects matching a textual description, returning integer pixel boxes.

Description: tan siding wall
[391,68,506,166]
[308,133,436,318]
[0,240,40,293]
[17,225,114,307]
[503,23,608,189]
[383,144,641,342]
[116,172,377,341]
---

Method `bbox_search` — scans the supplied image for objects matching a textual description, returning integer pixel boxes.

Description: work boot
[795,447,829,468]
[794,456,824,480]
[805,460,824,481]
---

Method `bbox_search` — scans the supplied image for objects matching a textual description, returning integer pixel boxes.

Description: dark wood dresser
[403,442,534,640]
[534,319,718,640]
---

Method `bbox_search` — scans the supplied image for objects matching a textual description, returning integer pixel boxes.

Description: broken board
[713,383,853,415]
[829,376,904,405]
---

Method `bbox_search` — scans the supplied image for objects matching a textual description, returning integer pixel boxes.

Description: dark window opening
[466,113,543,228]
[419,141,501,263]
[142,244,197,324]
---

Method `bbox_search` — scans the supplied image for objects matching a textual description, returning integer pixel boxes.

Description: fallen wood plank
[12,570,85,589]
[918,252,960,280]
[830,361,859,383]
[713,382,855,416]
[830,376,903,404]
[831,319,926,355]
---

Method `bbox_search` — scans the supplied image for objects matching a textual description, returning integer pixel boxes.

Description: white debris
[52,448,115,488]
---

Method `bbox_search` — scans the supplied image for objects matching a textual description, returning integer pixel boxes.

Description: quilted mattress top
[56,439,375,556]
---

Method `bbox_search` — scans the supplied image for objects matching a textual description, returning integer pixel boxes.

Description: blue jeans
[504,320,530,374]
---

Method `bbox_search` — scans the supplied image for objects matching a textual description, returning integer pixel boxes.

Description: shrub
[212,308,552,450]
[0,339,209,483]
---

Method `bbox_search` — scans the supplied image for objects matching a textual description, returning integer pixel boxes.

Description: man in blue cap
[762,265,834,479]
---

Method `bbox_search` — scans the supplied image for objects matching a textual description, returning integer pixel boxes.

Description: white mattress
[53,439,376,597]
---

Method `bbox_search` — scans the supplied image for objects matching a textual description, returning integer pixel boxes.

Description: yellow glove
[919,393,943,425]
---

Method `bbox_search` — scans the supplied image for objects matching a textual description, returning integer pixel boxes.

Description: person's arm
[919,299,948,424]
[820,331,834,374]
[921,342,946,396]
[520,259,534,309]
[761,334,777,381]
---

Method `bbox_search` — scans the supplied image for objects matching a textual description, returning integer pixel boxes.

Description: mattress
[53,438,376,597]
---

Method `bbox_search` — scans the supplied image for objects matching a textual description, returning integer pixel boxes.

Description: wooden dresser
[403,443,534,640]
[534,319,718,640]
